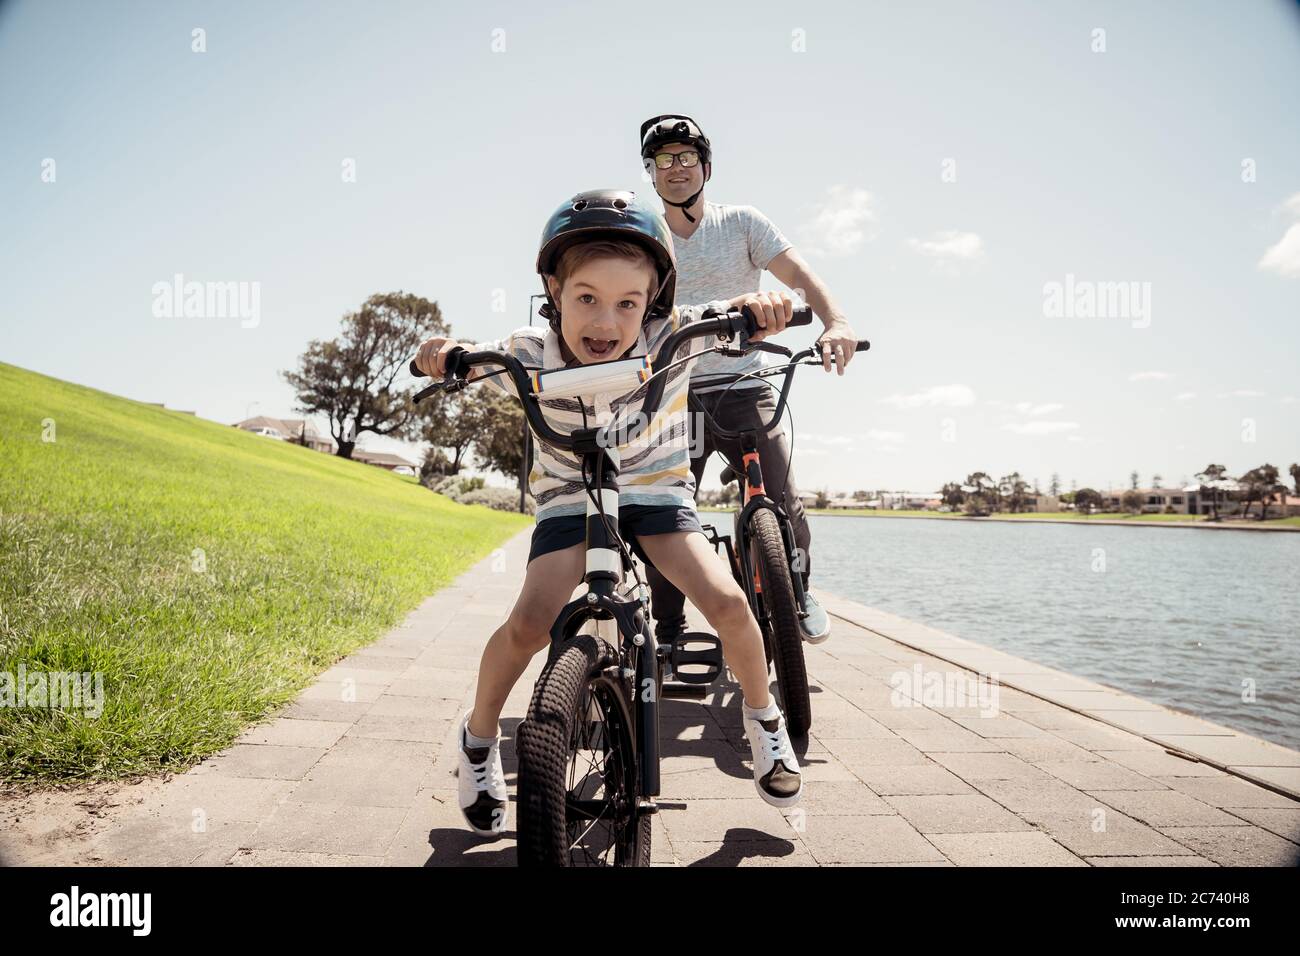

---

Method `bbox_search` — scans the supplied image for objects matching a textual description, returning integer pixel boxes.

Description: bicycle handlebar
[409,304,813,452]
[691,337,870,442]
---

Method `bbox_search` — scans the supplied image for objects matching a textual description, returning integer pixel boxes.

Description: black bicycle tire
[516,634,650,866]
[748,509,813,736]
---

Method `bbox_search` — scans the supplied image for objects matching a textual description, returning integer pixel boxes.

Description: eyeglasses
[651,150,701,170]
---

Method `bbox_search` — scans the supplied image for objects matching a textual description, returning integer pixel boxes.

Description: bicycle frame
[691,334,870,620]
[544,430,661,799]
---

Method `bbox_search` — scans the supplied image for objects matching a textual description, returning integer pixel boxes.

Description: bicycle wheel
[748,509,812,736]
[516,633,650,866]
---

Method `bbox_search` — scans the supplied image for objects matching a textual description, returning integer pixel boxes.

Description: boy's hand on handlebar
[730,290,794,342]
[414,337,459,378]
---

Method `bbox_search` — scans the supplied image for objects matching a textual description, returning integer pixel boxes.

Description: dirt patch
[0,777,172,866]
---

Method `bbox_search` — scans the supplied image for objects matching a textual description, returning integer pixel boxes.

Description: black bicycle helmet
[639,113,712,222]
[536,189,677,325]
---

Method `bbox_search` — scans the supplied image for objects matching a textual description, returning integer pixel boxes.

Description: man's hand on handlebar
[729,290,794,342]
[815,317,861,376]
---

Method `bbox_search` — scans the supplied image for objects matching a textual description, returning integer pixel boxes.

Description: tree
[1049,472,1061,497]
[963,472,994,516]
[999,472,1030,513]
[283,292,446,458]
[1075,488,1103,515]
[1121,489,1144,514]
[1195,463,1229,521]
[1152,473,1163,489]
[1239,464,1284,520]
[471,392,528,482]
[940,482,966,511]
[1129,470,1140,491]
[853,489,871,501]
[814,488,831,509]
[414,385,490,475]
[1290,462,1300,496]
[419,447,453,483]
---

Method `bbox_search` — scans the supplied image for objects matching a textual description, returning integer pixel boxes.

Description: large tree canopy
[283,292,447,458]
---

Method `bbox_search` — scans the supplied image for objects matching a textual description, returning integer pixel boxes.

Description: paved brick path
[28,529,1300,866]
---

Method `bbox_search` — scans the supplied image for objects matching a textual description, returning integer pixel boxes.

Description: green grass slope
[0,362,528,782]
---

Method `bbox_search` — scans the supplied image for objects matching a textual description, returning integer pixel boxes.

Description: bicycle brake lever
[748,341,793,357]
[413,383,440,404]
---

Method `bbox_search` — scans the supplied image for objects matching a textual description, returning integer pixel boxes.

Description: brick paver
[18,528,1298,867]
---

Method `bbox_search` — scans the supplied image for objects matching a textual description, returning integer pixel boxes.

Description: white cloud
[879,384,976,409]
[1259,223,1300,278]
[1175,392,1196,400]
[1215,389,1265,399]
[1282,396,1298,405]
[1129,371,1171,382]
[1283,193,1300,217]
[802,433,854,446]
[906,230,984,260]
[797,185,878,256]
[987,400,1062,415]
[1001,421,1080,435]
[867,429,905,443]
[1067,436,1085,443]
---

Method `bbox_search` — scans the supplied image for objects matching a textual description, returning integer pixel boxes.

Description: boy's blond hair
[547,239,657,332]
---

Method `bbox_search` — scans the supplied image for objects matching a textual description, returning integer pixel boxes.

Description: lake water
[807,515,1300,750]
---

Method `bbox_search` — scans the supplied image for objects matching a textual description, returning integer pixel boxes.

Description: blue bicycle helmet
[536,189,677,326]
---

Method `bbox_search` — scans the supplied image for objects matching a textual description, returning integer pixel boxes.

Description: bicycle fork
[546,435,661,799]
[736,433,812,618]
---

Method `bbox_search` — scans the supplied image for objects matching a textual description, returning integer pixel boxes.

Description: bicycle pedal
[669,631,724,686]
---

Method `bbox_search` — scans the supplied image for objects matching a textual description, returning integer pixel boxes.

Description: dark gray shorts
[528,504,704,567]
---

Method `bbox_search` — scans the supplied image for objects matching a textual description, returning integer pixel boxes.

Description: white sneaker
[742,704,802,808]
[454,711,508,838]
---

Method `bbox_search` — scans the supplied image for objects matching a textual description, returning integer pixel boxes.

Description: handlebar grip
[856,340,871,353]
[741,303,813,337]
[409,347,468,381]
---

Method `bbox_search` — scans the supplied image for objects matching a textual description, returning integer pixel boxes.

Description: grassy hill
[0,363,528,783]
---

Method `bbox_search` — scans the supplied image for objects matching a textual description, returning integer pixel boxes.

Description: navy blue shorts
[528,504,704,568]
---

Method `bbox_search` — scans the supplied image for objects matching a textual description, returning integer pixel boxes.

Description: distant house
[1020,494,1060,513]
[353,450,419,472]
[234,416,336,454]
[880,491,942,510]
[1103,486,1197,515]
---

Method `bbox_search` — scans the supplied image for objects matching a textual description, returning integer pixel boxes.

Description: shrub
[460,487,535,515]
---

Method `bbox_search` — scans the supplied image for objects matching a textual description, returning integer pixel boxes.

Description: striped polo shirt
[470,302,729,524]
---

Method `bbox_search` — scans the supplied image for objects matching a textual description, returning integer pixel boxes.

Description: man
[638,113,862,647]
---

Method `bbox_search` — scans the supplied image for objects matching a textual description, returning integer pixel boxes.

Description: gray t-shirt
[672,201,792,393]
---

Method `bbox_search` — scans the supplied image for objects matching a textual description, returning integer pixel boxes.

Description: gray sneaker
[799,592,831,644]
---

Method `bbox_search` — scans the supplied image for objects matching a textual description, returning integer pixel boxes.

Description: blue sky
[3,0,1298,493]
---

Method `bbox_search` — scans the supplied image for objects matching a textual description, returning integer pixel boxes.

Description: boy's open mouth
[582,336,619,358]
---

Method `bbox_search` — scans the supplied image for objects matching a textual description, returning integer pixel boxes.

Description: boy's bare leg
[635,531,771,710]
[467,543,584,738]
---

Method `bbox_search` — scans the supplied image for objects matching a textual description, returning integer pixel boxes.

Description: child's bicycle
[673,334,871,736]
[410,304,814,866]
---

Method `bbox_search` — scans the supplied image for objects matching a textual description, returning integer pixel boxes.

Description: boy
[413,189,802,838]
